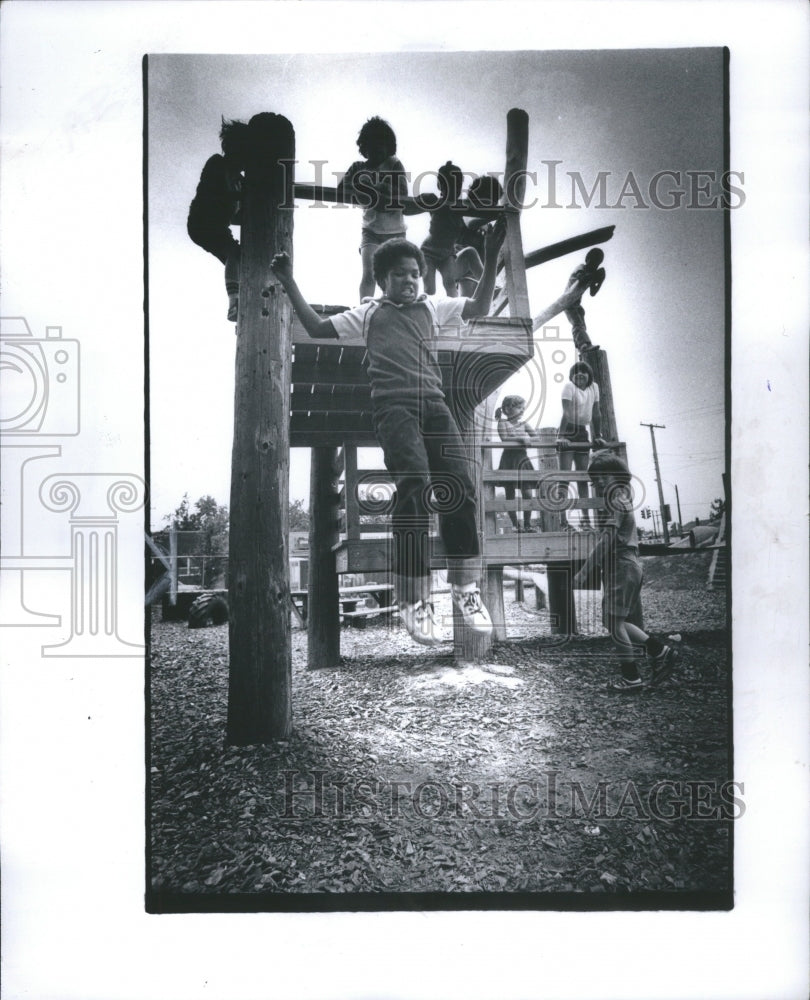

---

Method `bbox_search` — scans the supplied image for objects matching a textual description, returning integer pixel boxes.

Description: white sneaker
[451,584,493,634]
[400,600,443,646]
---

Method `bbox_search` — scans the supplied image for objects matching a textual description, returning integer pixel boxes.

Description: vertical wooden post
[453,399,492,663]
[502,108,531,320]
[227,113,294,745]
[586,349,617,444]
[481,397,506,641]
[168,522,177,605]
[308,446,341,669]
[548,565,577,636]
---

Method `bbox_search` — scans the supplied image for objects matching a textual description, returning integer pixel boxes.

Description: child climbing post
[270,221,506,648]
[572,450,680,692]
[187,118,251,323]
[337,117,408,301]
[556,360,606,530]
[532,246,606,356]
[495,394,541,532]
[452,176,505,297]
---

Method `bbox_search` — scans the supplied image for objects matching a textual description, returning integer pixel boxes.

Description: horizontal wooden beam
[333,533,597,573]
[291,182,504,219]
[523,226,616,270]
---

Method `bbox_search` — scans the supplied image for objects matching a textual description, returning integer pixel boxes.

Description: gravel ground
[149,567,732,910]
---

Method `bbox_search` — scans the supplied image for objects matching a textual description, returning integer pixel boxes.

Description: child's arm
[461,218,506,319]
[270,253,338,339]
[590,400,606,446]
[558,398,578,444]
[498,418,533,446]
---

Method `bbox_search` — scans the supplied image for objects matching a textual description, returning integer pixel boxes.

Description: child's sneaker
[451,584,493,634]
[400,600,442,647]
[649,644,679,687]
[607,676,644,693]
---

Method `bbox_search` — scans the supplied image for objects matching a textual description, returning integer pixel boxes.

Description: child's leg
[572,448,591,527]
[359,244,377,300]
[224,245,241,322]
[521,485,535,530]
[454,248,483,297]
[564,304,593,353]
[504,484,519,529]
[555,450,573,527]
[437,257,459,297]
[606,614,643,684]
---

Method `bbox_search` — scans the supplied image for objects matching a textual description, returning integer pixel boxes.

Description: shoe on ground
[400,600,442,647]
[607,676,644,693]
[649,644,679,687]
[451,584,493,634]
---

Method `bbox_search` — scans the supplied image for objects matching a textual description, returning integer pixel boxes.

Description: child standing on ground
[495,395,540,533]
[557,360,606,530]
[270,222,506,648]
[187,118,251,323]
[337,117,408,301]
[572,450,679,692]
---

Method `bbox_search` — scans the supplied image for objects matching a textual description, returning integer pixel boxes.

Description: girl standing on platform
[337,117,408,300]
[496,395,540,533]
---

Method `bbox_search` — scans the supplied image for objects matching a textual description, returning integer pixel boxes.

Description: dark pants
[373,399,481,605]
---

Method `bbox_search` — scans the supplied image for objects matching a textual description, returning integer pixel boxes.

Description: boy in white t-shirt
[556,360,606,529]
[271,223,505,648]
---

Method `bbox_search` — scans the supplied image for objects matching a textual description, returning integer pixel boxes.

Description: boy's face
[380,257,421,304]
[572,371,589,389]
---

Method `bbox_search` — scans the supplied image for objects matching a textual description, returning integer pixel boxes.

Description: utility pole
[640,421,670,545]
[674,484,684,536]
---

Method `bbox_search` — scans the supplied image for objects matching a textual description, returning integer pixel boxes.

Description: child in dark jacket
[187,118,251,323]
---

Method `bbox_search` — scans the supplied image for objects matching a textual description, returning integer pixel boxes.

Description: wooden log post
[481,398,506,641]
[586,349,617,444]
[227,113,295,745]
[502,108,531,319]
[453,398,492,663]
[308,446,342,669]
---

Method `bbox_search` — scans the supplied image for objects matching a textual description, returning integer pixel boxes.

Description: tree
[709,497,726,524]
[164,494,229,588]
[289,498,310,531]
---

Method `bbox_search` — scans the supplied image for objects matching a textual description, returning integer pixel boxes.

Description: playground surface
[149,556,731,909]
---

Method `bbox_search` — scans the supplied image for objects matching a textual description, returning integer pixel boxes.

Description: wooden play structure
[225,110,623,744]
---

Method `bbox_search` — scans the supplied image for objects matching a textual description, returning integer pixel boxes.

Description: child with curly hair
[337,117,408,300]
[187,118,252,323]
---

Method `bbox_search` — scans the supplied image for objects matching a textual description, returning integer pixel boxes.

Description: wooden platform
[333,530,597,574]
[290,309,533,447]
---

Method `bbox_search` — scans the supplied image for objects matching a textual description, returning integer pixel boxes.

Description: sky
[146,48,728,528]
